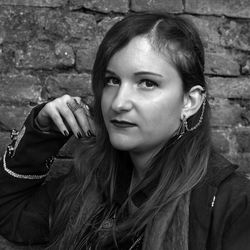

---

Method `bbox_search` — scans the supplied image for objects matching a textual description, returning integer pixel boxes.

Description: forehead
[107,36,173,73]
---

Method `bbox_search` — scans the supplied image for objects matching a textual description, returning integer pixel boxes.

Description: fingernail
[87,130,93,137]
[88,130,95,137]
[64,130,69,137]
[77,132,82,139]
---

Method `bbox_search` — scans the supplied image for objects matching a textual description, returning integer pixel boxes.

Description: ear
[182,85,205,119]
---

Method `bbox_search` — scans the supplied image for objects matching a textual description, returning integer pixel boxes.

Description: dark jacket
[0,106,250,250]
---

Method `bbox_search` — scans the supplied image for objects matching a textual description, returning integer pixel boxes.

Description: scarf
[143,191,190,250]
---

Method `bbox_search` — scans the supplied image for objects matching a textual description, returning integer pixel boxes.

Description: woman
[1,12,250,250]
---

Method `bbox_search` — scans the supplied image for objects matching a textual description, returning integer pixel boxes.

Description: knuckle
[62,94,72,101]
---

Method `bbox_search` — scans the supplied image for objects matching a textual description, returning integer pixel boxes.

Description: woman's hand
[36,95,95,138]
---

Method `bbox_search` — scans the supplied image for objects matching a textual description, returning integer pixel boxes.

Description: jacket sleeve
[0,104,70,245]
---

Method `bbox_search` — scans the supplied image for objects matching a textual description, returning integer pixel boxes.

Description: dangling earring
[183,93,206,132]
[175,116,186,140]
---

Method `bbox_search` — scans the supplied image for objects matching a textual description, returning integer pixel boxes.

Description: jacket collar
[113,149,238,208]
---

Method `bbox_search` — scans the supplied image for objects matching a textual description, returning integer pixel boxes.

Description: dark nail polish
[87,130,93,137]
[64,130,69,137]
[77,132,82,138]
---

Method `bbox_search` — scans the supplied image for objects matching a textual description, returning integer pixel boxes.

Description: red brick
[76,41,98,72]
[15,41,75,70]
[211,129,230,153]
[61,12,97,40]
[43,73,92,101]
[0,132,10,156]
[70,0,129,13]
[184,15,222,50]
[0,7,35,43]
[225,153,250,173]
[0,105,31,131]
[234,128,250,153]
[205,52,240,76]
[219,19,250,51]
[0,74,42,104]
[0,0,67,7]
[208,77,250,99]
[34,10,97,42]
[0,48,8,73]
[185,0,250,18]
[242,59,250,75]
[209,98,247,127]
[131,0,183,13]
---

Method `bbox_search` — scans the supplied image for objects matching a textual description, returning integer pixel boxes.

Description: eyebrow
[105,69,163,78]
[134,71,163,77]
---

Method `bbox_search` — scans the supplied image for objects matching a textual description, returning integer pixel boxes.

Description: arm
[0,104,69,245]
[0,95,94,245]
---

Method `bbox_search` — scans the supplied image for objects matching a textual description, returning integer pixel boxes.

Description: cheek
[101,91,113,124]
[144,96,183,131]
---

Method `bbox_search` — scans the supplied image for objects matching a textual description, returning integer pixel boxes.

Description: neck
[129,144,163,180]
[129,152,149,180]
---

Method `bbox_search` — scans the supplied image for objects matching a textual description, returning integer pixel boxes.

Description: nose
[111,82,133,113]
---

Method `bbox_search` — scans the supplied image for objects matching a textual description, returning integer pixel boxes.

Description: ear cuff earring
[182,93,206,132]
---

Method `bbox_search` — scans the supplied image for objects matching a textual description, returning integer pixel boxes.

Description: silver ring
[80,102,91,117]
[67,99,83,113]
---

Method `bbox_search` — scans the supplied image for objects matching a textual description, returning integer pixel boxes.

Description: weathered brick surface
[208,77,250,99]
[235,128,250,153]
[209,98,247,127]
[0,74,42,104]
[43,73,92,101]
[131,0,183,13]
[219,19,250,51]
[70,0,129,13]
[185,0,250,18]
[185,15,222,49]
[211,129,230,153]
[0,105,31,131]
[205,52,240,76]
[15,42,75,70]
[76,42,98,72]
[0,132,9,156]
[0,7,36,43]
[0,0,67,7]
[226,154,250,173]
[242,59,250,75]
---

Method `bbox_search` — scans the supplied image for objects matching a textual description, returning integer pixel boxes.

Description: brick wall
[0,0,249,248]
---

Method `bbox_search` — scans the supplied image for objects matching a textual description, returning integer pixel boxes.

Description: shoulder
[215,171,250,217]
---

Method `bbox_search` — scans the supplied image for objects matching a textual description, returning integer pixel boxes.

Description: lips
[110,119,137,128]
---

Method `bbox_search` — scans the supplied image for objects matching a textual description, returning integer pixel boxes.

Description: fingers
[73,97,96,135]
[38,95,95,138]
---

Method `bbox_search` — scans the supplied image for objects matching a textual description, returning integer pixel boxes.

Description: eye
[104,76,120,86]
[139,79,158,89]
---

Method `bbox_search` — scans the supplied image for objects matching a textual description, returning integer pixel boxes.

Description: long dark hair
[49,12,211,249]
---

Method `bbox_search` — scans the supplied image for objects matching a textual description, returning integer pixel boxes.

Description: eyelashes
[104,76,120,86]
[104,76,159,89]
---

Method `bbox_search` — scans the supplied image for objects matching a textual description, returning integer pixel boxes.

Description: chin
[109,136,137,151]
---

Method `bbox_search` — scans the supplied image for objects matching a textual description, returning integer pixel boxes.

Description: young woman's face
[101,36,184,156]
